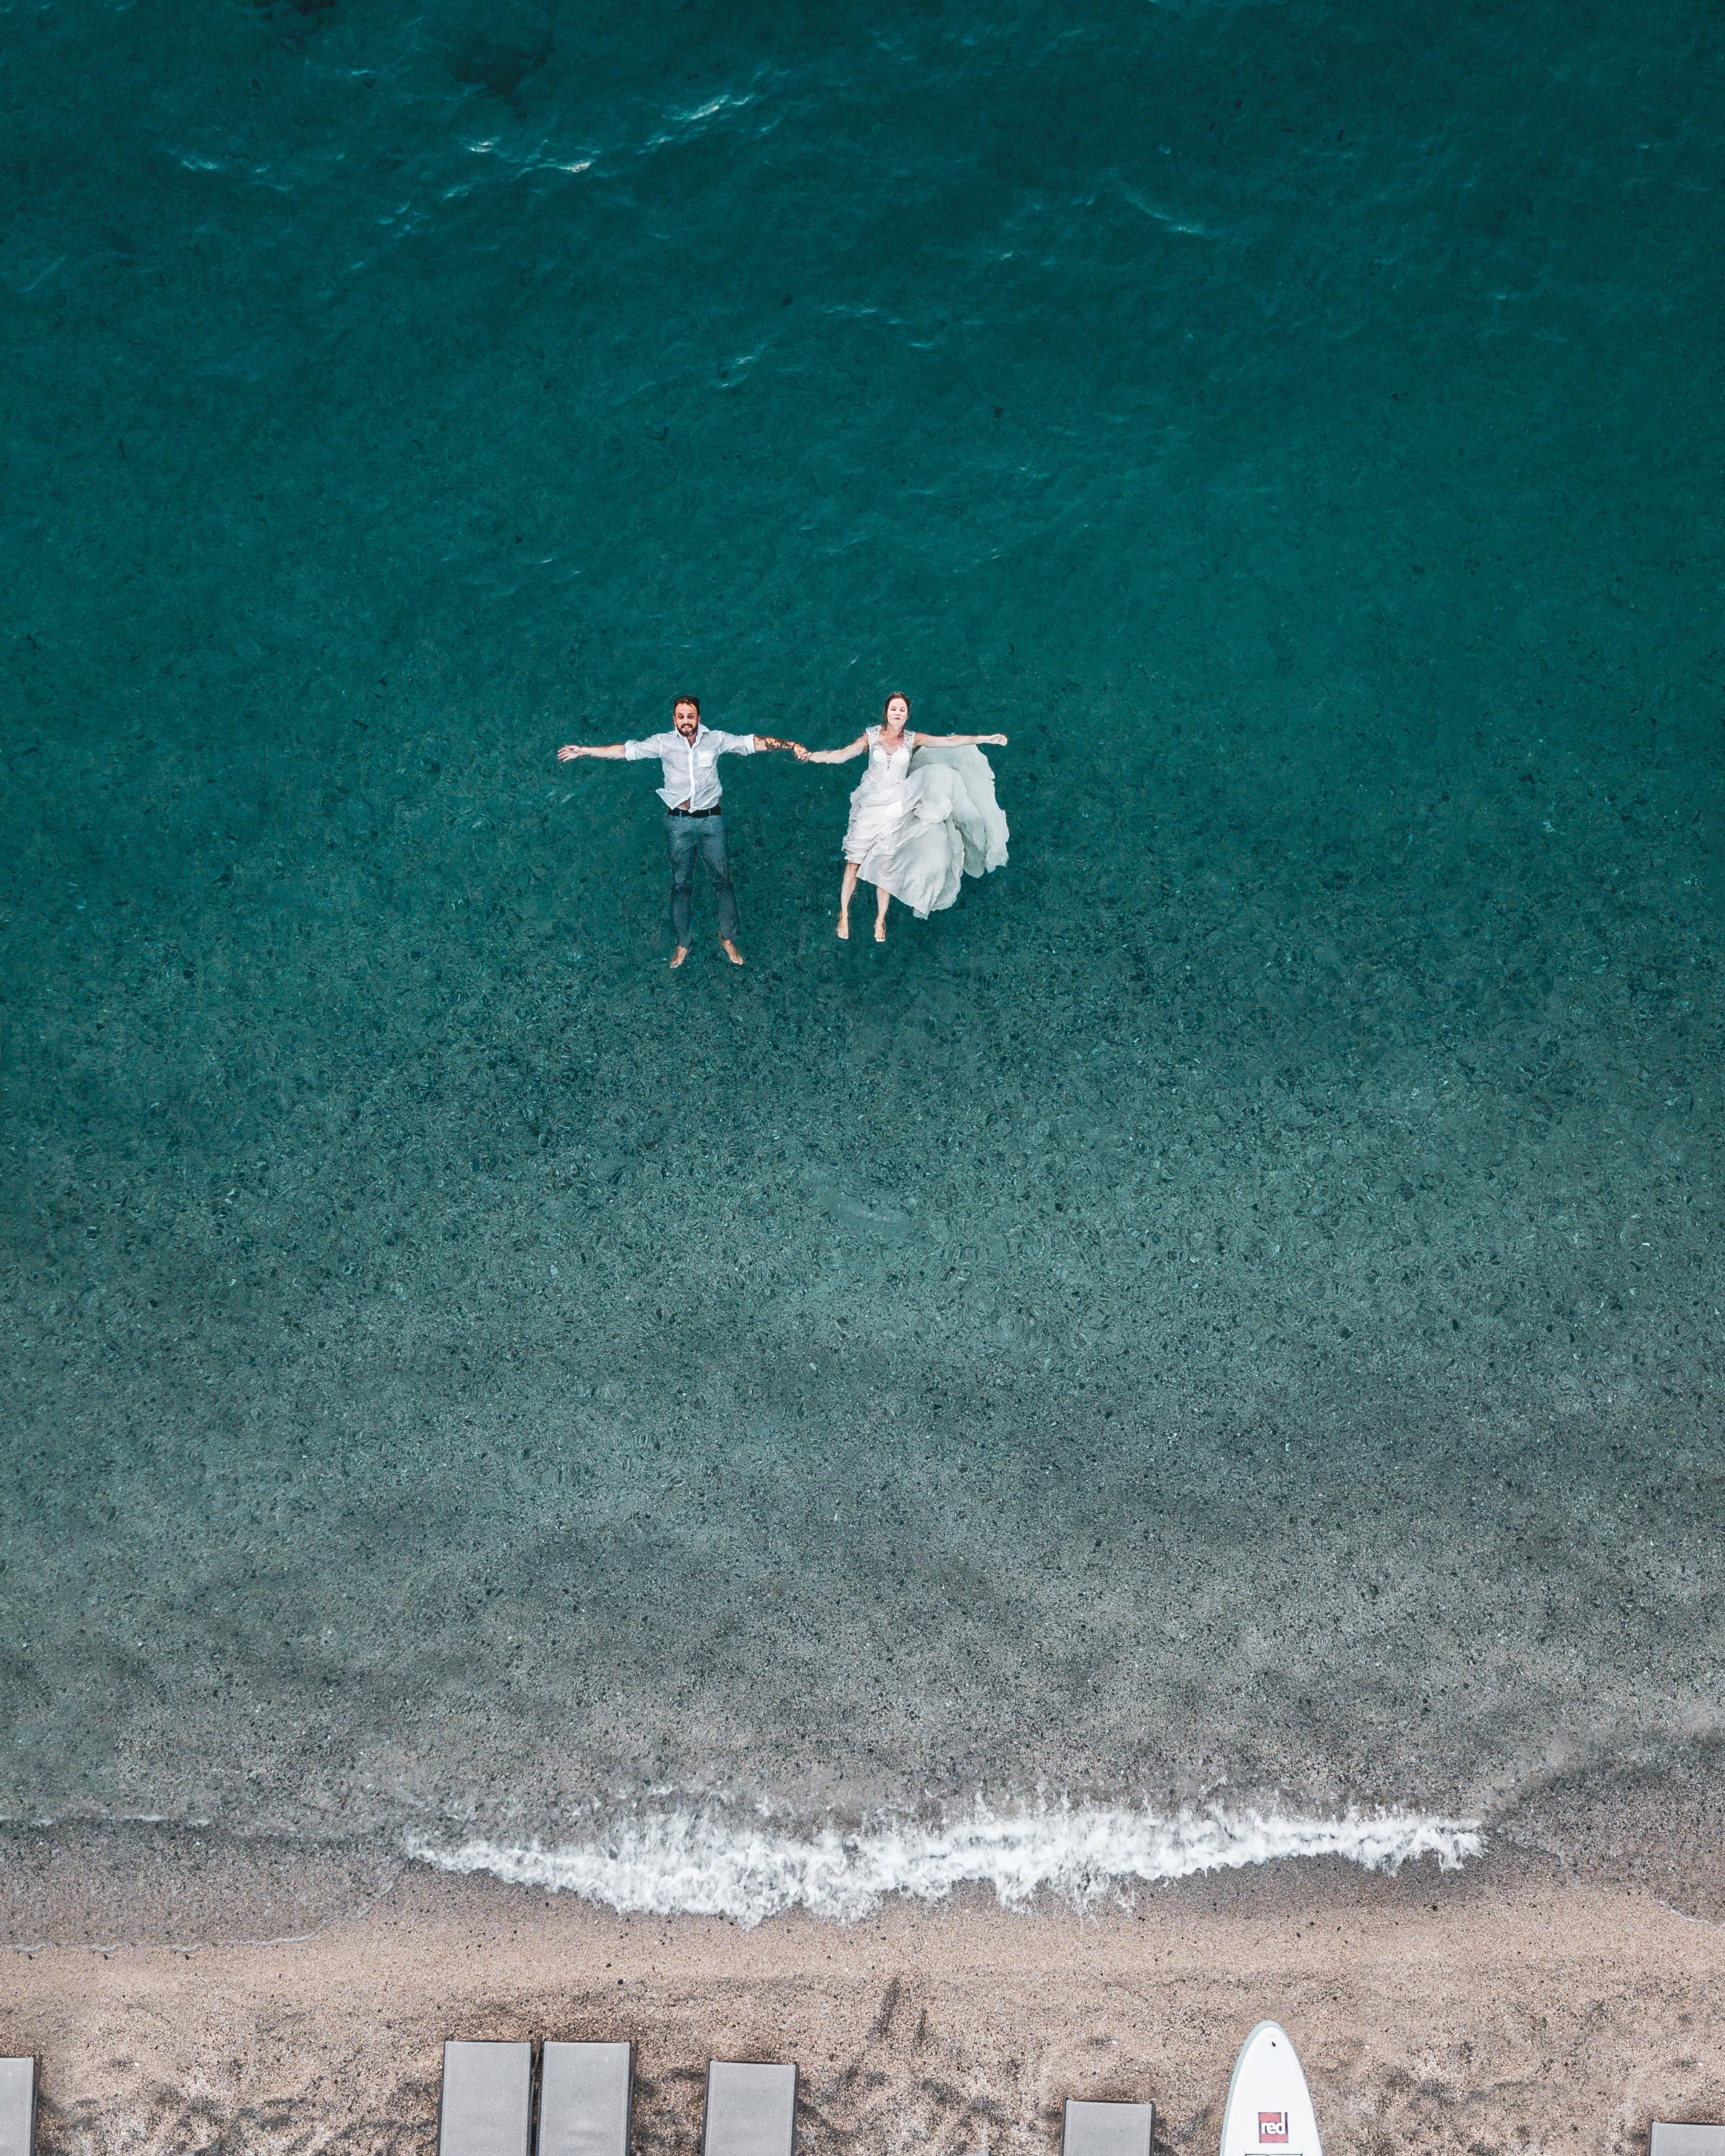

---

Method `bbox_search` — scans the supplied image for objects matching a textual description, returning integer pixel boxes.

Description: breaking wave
[407,1801,1483,1927]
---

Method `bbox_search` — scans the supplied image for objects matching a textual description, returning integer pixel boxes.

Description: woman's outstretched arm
[911,732,1008,747]
[795,735,870,764]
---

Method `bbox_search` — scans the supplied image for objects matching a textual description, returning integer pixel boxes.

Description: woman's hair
[881,692,911,726]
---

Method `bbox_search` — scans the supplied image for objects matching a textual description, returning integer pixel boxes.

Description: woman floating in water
[795,694,1010,941]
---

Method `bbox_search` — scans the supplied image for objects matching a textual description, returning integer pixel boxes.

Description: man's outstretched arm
[556,742,630,761]
[751,734,804,752]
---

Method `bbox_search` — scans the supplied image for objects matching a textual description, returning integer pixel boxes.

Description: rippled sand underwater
[3,0,1723,1911]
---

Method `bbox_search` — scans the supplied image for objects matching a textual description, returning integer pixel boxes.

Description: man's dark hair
[674,694,701,716]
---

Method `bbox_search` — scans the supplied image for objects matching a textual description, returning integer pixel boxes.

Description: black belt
[667,803,722,818]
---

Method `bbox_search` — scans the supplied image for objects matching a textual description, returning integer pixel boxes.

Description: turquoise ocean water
[3,0,1723,1924]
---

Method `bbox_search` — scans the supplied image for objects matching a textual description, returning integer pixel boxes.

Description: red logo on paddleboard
[1259,2114,1289,2146]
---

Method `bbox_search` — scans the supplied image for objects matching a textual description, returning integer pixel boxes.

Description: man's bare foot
[720,939,744,966]
[836,917,850,939]
[669,946,689,969]
[874,919,887,943]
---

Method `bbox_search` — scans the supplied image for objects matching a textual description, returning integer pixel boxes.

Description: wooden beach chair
[0,2060,34,2156]
[438,2040,534,2156]
[702,2061,799,2156]
[1062,2097,1154,2156]
[1651,2129,1725,2156]
[538,2041,632,2156]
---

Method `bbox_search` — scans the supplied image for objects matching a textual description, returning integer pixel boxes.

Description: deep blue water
[2,0,1723,1919]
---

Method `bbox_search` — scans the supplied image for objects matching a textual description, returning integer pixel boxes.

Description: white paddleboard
[1220,2022,1322,2156]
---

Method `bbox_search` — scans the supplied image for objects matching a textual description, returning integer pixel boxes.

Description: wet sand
[4,1850,1724,2156]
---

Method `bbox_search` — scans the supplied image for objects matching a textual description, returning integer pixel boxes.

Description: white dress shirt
[625,724,756,810]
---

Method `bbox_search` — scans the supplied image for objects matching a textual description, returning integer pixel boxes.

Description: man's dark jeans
[666,810,739,947]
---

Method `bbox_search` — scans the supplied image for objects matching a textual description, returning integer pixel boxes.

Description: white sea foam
[407,1802,1483,1928]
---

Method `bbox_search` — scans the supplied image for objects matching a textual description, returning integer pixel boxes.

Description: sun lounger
[538,2041,632,2156]
[1062,2098,1154,2156]
[1651,2129,1725,2156]
[0,2061,34,2156]
[702,2061,799,2156]
[438,2040,534,2156]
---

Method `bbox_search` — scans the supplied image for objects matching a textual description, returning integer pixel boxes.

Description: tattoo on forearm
[757,736,796,751]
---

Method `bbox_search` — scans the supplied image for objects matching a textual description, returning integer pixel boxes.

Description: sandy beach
[4,1846,1724,2156]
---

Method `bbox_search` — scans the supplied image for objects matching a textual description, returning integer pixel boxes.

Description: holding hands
[550,693,1009,959]
[558,734,1003,766]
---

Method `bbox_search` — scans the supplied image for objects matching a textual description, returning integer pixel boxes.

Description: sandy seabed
[3,1851,1724,2156]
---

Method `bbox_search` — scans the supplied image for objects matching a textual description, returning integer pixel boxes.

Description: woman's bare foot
[836,916,850,939]
[669,946,689,969]
[720,939,745,966]
[874,919,887,943]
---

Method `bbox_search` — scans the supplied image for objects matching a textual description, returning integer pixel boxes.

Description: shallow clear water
[3,0,1723,1920]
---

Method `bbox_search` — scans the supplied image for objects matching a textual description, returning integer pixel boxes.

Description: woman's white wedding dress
[842,727,1009,918]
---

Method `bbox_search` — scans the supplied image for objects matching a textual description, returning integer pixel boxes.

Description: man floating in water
[556,696,802,968]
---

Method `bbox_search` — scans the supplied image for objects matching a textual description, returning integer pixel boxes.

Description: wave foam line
[407,1802,1483,1927]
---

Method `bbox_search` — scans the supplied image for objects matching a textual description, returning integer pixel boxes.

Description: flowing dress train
[842,727,1009,918]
